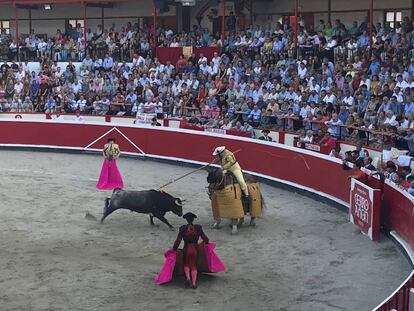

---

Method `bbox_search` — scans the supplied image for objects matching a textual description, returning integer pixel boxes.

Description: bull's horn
[181,199,187,203]
[175,199,183,206]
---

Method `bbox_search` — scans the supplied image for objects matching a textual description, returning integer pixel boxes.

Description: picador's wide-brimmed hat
[183,212,197,221]
[212,146,226,156]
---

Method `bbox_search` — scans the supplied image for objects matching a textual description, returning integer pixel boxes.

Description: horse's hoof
[211,222,221,229]
[249,220,257,227]
[231,225,238,235]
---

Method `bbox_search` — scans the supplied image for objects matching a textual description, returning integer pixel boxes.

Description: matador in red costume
[173,212,209,289]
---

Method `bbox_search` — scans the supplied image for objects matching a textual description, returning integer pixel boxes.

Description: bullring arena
[0,120,413,311]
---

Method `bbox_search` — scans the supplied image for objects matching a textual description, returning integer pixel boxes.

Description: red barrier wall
[0,120,413,310]
[0,120,351,204]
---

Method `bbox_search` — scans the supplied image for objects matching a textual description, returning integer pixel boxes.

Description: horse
[206,167,264,234]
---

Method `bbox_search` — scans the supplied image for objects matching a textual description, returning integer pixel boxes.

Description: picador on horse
[212,146,250,210]
[208,146,264,234]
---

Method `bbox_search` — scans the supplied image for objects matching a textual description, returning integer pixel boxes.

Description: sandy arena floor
[0,150,411,311]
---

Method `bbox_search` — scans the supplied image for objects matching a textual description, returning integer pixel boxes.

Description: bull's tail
[101,198,111,223]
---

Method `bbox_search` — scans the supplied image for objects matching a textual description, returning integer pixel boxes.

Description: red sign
[349,178,382,241]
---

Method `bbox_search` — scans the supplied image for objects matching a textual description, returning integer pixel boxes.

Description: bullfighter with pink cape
[96,138,124,190]
[155,212,226,288]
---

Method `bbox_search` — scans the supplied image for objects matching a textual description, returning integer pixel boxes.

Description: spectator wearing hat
[258,129,272,141]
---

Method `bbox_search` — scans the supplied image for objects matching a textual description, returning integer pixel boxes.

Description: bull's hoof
[85,211,97,221]
[231,225,238,235]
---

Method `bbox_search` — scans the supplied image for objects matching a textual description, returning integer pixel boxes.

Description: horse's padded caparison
[208,168,264,219]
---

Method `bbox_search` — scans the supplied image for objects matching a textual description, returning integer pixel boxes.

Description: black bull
[101,189,184,229]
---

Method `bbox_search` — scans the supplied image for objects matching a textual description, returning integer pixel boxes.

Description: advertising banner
[349,178,382,241]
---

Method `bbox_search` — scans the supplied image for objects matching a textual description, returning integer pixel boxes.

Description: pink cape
[204,242,226,273]
[96,158,124,190]
[155,249,177,285]
[155,242,226,285]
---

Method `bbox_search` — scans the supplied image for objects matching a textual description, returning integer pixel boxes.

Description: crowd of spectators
[1,15,414,193]
[339,142,414,195]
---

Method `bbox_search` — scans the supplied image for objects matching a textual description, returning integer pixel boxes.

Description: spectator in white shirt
[16,68,25,81]
[197,54,207,64]
[74,110,85,123]
[384,110,399,126]
[297,62,307,80]
[299,102,311,119]
[77,95,87,112]
[359,74,371,90]
[71,79,82,95]
[53,111,65,121]
[323,89,337,104]
[14,80,23,96]
[325,113,344,137]
[303,130,314,143]
[396,74,409,90]
[308,79,320,93]
[211,52,221,68]
[342,89,355,106]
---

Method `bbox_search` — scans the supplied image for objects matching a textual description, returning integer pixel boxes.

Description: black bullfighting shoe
[242,195,251,215]
[185,280,191,288]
